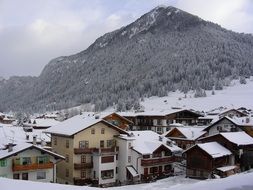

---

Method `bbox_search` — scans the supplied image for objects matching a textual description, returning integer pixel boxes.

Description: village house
[219,109,248,119]
[164,127,207,149]
[184,142,234,179]
[23,118,60,130]
[204,116,253,137]
[199,132,253,171]
[120,109,203,134]
[0,113,15,125]
[44,112,183,187]
[116,131,182,184]
[44,113,129,186]
[0,142,64,182]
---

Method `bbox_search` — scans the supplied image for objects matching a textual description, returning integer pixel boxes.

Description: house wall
[208,119,242,135]
[53,122,122,186]
[0,148,56,183]
[51,135,74,184]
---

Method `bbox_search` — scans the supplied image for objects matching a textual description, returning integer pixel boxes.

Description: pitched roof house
[184,142,234,179]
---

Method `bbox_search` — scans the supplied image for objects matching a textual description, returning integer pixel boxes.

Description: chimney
[41,139,46,147]
[191,131,194,138]
[33,135,37,145]
[159,136,163,141]
[8,143,13,152]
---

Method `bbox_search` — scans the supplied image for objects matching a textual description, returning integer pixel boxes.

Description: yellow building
[45,113,129,186]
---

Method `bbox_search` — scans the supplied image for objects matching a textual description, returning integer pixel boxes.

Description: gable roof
[185,142,232,158]
[219,109,248,117]
[0,142,64,160]
[118,109,203,118]
[220,132,253,146]
[204,116,253,132]
[165,127,206,141]
[44,113,128,136]
[129,131,182,155]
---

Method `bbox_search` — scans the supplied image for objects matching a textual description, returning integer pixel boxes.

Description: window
[150,167,158,173]
[100,140,104,148]
[53,137,57,145]
[128,156,131,163]
[157,127,162,132]
[79,141,89,148]
[81,169,86,178]
[66,169,69,177]
[116,167,118,174]
[128,142,131,149]
[107,140,113,147]
[66,140,69,148]
[37,171,46,180]
[65,154,69,163]
[37,156,49,164]
[0,159,7,167]
[101,170,114,179]
[81,155,86,163]
[91,128,95,134]
[116,154,118,160]
[13,173,20,179]
[101,128,105,134]
[22,157,31,165]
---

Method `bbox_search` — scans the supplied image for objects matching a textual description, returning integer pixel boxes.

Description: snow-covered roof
[128,131,182,155]
[216,165,238,172]
[0,142,64,160]
[0,126,51,145]
[165,127,206,140]
[119,109,201,117]
[227,116,253,127]
[197,142,232,158]
[126,166,138,177]
[44,113,128,136]
[23,118,60,128]
[220,132,253,146]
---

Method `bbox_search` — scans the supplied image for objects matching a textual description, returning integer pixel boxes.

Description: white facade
[0,145,62,183]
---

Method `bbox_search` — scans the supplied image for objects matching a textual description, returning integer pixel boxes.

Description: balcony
[74,147,118,155]
[74,162,93,170]
[13,162,54,172]
[141,157,174,166]
[74,148,97,154]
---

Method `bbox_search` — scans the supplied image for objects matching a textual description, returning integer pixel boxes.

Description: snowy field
[140,78,253,112]
[1,172,253,190]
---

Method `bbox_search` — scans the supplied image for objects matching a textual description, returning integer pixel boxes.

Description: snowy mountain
[0,6,253,112]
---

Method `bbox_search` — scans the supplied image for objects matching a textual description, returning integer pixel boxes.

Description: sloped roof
[44,113,128,136]
[220,132,253,146]
[165,127,206,140]
[185,142,232,158]
[0,142,64,160]
[129,131,182,155]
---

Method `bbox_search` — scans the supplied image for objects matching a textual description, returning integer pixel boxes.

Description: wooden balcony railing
[141,157,174,166]
[74,148,97,154]
[74,162,93,170]
[74,147,118,155]
[12,162,54,172]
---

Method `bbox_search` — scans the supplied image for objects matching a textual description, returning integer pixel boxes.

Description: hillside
[0,6,253,112]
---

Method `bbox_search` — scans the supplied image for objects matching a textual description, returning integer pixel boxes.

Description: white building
[116,131,182,184]
[0,142,64,182]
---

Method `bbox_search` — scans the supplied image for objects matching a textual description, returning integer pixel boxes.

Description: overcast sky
[1,0,253,78]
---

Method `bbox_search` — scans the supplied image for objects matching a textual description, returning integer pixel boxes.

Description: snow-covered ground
[140,78,253,112]
[1,171,253,190]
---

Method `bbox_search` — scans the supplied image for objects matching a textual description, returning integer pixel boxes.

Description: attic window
[91,129,95,134]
